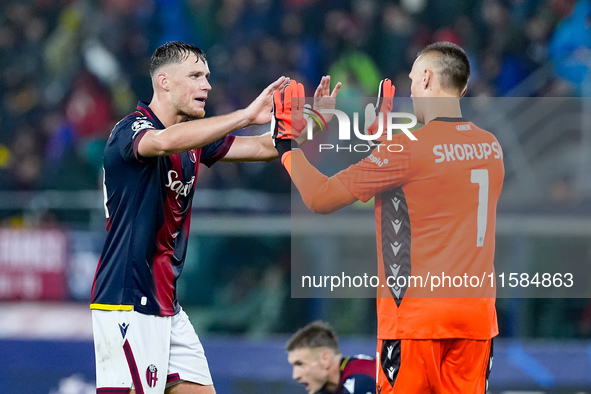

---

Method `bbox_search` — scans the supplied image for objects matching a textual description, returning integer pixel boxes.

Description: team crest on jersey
[131,118,154,132]
[146,364,158,388]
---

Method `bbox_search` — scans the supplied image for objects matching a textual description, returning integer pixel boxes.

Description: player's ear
[318,349,334,369]
[157,72,170,91]
[422,68,432,91]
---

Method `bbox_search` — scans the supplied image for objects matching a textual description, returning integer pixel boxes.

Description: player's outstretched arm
[288,150,358,214]
[222,77,341,162]
[138,76,289,157]
[274,80,357,214]
[220,131,276,162]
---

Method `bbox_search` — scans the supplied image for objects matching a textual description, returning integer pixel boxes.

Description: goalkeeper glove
[272,80,307,162]
[364,79,395,144]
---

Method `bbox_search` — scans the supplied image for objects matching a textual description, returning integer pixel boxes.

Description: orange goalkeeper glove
[272,80,307,162]
[365,79,395,143]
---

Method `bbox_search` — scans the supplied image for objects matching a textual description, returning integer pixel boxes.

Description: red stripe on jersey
[123,339,145,394]
[179,151,198,265]
[153,153,188,315]
[341,357,376,382]
[90,256,103,302]
[132,129,150,162]
[153,230,177,316]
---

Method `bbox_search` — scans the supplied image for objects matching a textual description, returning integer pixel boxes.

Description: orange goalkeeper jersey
[336,117,504,340]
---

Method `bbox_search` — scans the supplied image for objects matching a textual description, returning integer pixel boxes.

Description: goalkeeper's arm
[284,150,357,214]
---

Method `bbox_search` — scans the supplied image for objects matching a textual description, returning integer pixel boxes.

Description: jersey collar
[136,101,165,130]
[431,117,468,123]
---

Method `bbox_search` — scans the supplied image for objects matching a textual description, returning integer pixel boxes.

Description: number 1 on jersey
[471,169,489,247]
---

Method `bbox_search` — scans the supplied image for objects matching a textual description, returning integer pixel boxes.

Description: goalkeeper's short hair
[418,41,470,94]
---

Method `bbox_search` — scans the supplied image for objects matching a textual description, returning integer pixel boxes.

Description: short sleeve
[110,115,157,163]
[200,135,236,167]
[335,140,412,203]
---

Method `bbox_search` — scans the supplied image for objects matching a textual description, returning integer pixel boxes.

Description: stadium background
[0,0,590,392]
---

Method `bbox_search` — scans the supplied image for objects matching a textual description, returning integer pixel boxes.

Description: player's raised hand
[244,76,290,125]
[272,80,306,160]
[312,75,342,124]
[365,78,395,138]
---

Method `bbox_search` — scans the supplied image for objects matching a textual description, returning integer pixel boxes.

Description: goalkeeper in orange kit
[274,42,503,393]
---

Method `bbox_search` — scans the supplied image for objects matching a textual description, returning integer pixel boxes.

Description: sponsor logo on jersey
[146,364,158,388]
[387,366,397,380]
[456,124,472,131]
[165,170,195,199]
[118,322,130,339]
[368,154,389,167]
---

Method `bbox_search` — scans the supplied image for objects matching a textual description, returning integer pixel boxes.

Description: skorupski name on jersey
[433,141,502,163]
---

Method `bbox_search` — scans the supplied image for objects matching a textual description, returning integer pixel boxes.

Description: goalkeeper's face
[167,54,211,120]
[288,348,331,393]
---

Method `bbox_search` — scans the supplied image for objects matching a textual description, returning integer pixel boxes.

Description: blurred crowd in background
[0,0,590,340]
[0,0,590,193]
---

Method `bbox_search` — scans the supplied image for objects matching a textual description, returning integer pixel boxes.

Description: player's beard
[179,102,205,120]
[171,94,206,120]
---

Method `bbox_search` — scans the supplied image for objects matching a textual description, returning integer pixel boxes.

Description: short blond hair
[285,321,340,353]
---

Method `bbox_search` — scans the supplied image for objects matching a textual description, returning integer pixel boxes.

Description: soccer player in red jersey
[91,41,340,394]
[287,321,376,394]
[274,42,503,393]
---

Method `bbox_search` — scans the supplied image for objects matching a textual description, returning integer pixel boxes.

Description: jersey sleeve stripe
[90,303,134,311]
[132,129,150,162]
[201,135,236,167]
[167,373,181,384]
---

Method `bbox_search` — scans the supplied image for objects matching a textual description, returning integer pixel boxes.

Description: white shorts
[92,308,213,393]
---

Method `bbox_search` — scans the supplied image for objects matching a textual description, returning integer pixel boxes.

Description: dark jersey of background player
[90,101,234,316]
[318,355,375,394]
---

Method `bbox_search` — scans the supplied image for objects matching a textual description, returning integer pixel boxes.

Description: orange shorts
[376,338,493,394]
